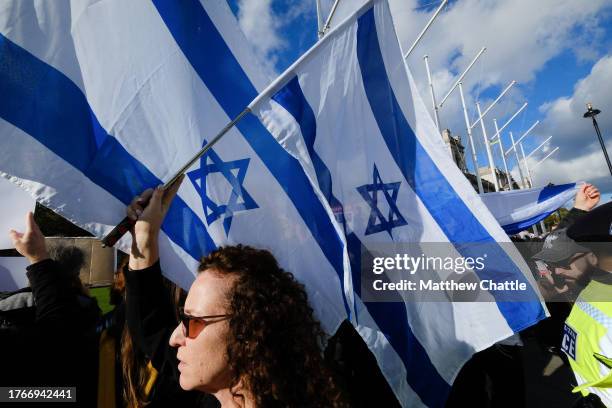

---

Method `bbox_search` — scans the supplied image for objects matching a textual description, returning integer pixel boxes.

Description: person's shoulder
[0,289,34,311]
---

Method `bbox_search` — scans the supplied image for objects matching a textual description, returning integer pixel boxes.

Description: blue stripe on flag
[272,77,338,211]
[0,33,216,259]
[355,10,545,329]
[272,77,359,320]
[152,0,351,316]
[502,210,557,235]
[273,76,451,407]
[537,183,576,204]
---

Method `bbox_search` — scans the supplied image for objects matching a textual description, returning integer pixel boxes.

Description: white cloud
[386,0,612,190]
[236,0,285,77]
[394,0,611,92]
[238,0,612,192]
[236,0,313,78]
[538,55,612,161]
[512,54,612,189]
[388,1,609,134]
[530,149,611,186]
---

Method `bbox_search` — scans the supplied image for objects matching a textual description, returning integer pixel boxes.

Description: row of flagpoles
[316,0,561,235]
[321,0,559,195]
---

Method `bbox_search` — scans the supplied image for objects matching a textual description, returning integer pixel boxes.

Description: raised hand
[9,212,49,265]
[128,175,184,270]
[574,183,601,211]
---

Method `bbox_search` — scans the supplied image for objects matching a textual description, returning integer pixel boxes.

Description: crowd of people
[0,178,611,407]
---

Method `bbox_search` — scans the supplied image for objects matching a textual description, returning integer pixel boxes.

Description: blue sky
[227,0,612,199]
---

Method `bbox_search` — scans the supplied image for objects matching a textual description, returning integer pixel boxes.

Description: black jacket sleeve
[124,262,178,366]
[27,259,80,326]
[0,259,96,403]
[124,262,213,407]
[124,263,183,386]
[557,207,588,230]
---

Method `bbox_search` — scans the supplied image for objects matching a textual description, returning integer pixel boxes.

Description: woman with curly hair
[125,180,347,408]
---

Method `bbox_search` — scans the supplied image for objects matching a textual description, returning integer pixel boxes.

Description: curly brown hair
[199,245,348,408]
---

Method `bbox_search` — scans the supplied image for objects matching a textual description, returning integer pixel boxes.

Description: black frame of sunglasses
[544,252,589,270]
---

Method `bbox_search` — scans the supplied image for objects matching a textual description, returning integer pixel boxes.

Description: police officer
[533,229,595,302]
[562,201,612,407]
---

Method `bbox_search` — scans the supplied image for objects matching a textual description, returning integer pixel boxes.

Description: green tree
[543,207,569,230]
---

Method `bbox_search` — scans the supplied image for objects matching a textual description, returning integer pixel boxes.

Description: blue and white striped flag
[480,183,578,235]
[0,0,351,334]
[0,0,547,406]
[252,1,547,406]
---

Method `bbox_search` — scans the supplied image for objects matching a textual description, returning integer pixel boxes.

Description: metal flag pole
[424,55,442,134]
[476,102,499,191]
[583,103,612,176]
[493,119,513,190]
[525,136,552,160]
[524,138,554,234]
[439,47,486,108]
[320,0,341,37]
[470,81,516,130]
[509,131,527,189]
[403,0,448,59]
[504,121,540,156]
[458,82,484,193]
[488,103,528,190]
[532,145,559,235]
[526,148,538,236]
[520,143,532,188]
[101,108,251,247]
[527,155,539,236]
[534,147,559,168]
[519,142,543,235]
[316,0,324,39]
[424,55,453,157]
[489,102,528,143]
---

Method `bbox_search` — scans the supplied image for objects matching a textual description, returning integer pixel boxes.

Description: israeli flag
[0,0,352,335]
[480,183,578,235]
[0,0,547,405]
[252,1,547,406]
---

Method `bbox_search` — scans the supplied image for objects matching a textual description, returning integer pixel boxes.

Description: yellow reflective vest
[563,276,612,407]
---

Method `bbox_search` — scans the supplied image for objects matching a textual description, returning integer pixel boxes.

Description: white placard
[0,177,36,249]
[0,256,30,291]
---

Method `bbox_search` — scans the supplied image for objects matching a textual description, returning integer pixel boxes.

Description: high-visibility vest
[563,279,612,407]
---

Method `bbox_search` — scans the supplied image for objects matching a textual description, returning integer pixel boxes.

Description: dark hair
[109,258,149,407]
[114,257,187,408]
[199,245,347,408]
[48,245,88,296]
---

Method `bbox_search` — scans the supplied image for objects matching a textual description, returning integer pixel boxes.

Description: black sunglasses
[179,307,231,339]
[545,252,588,270]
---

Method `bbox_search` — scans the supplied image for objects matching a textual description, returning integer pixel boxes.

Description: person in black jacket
[124,179,347,407]
[447,183,602,408]
[0,212,98,407]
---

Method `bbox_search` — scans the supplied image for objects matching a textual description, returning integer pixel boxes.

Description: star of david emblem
[356,165,407,237]
[187,141,258,235]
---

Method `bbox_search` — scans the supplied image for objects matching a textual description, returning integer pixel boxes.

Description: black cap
[567,201,612,244]
[532,229,590,263]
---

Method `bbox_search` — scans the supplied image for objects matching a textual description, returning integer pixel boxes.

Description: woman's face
[169,269,235,393]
